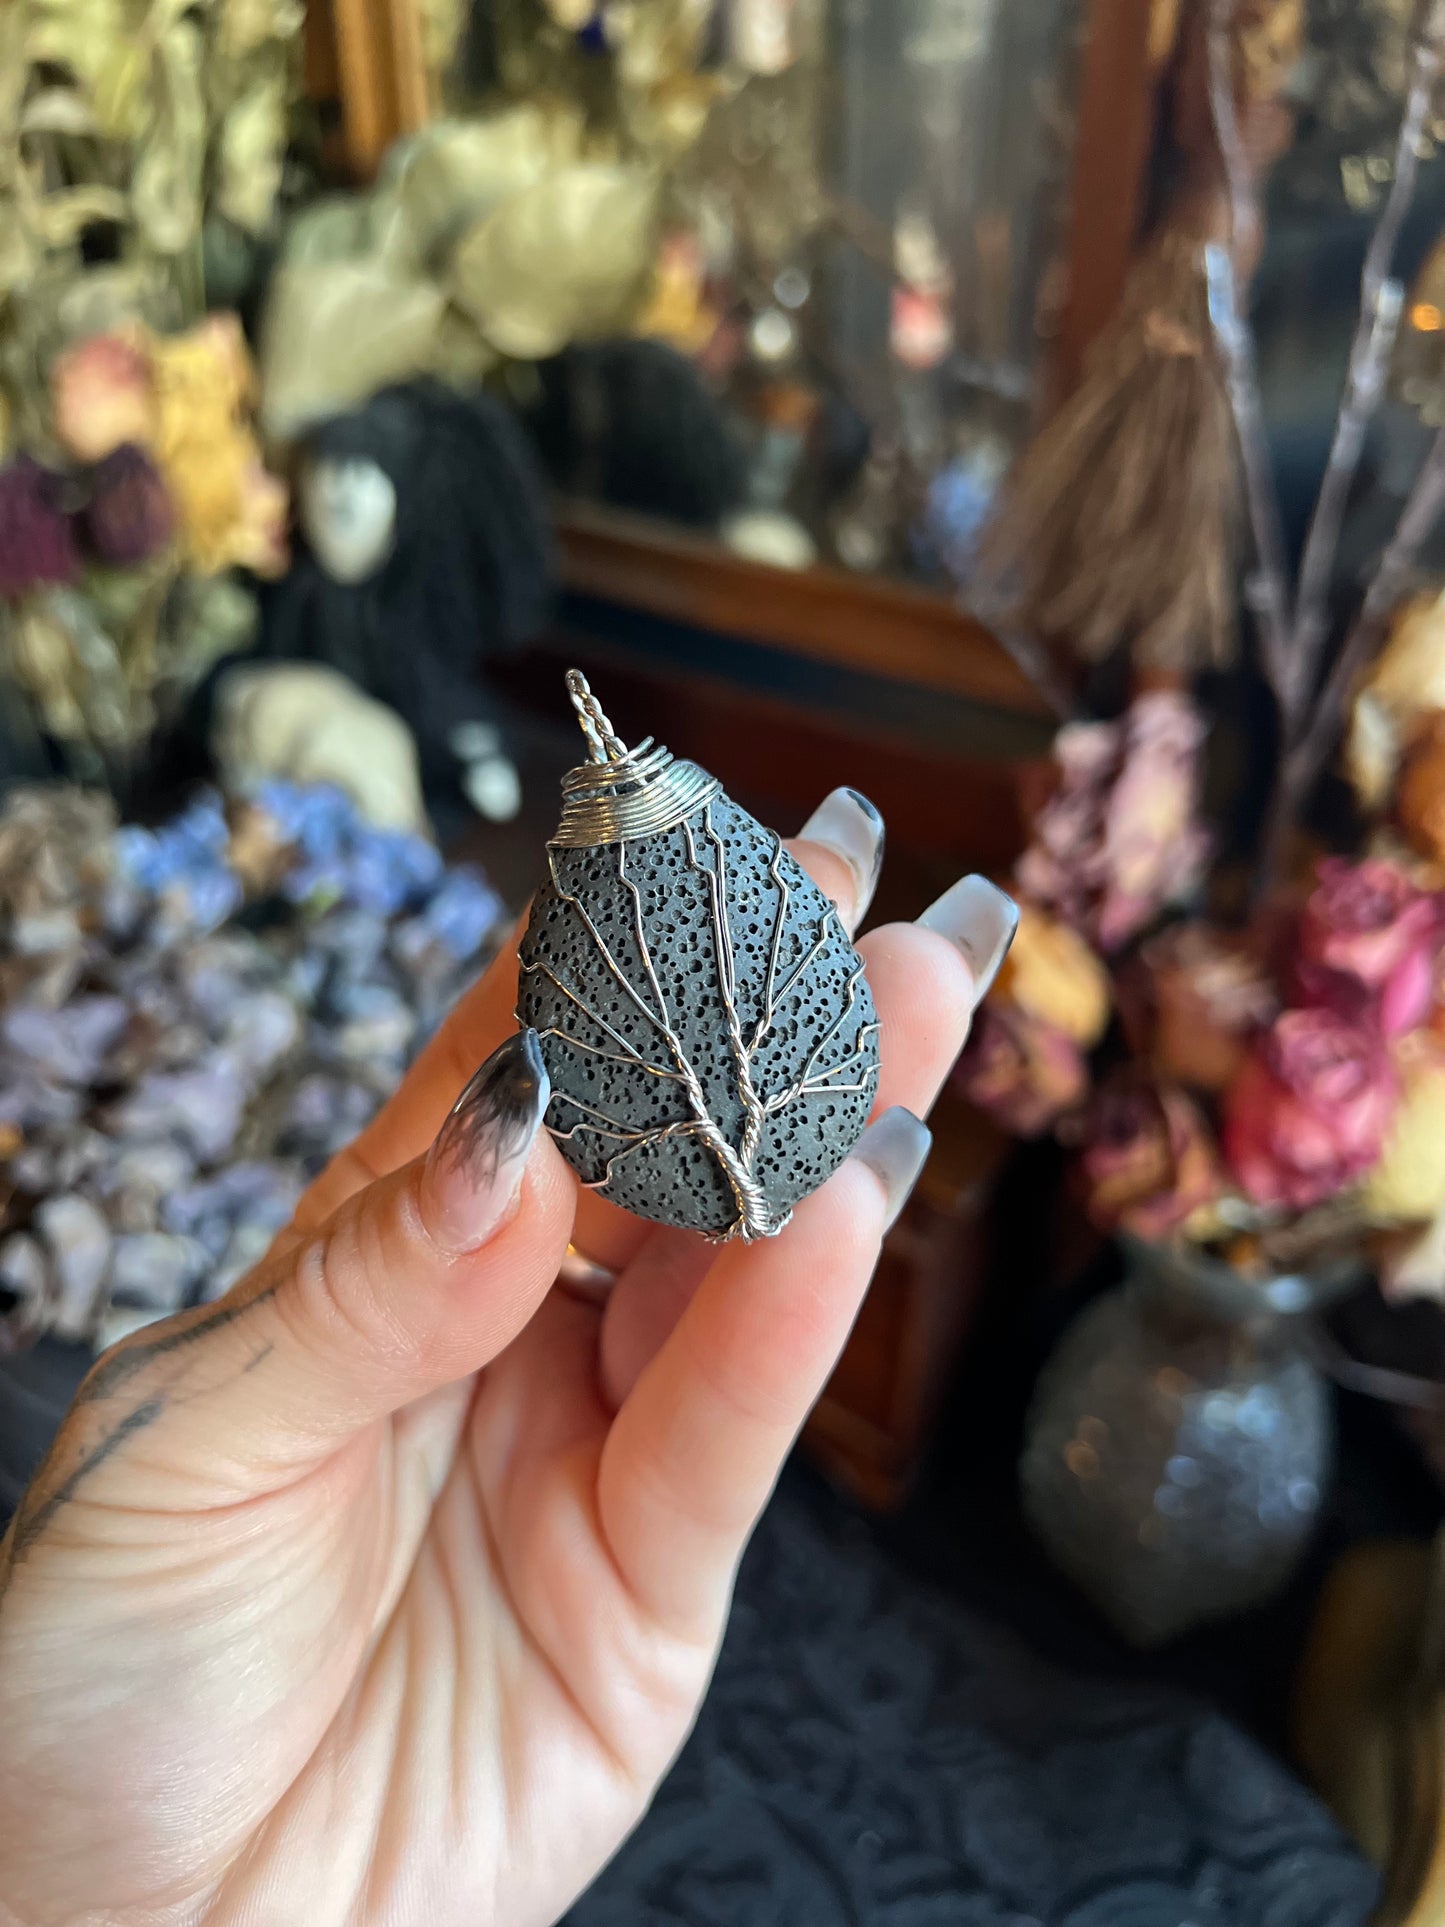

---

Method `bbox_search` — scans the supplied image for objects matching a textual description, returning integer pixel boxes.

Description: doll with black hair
[255,378,558,820]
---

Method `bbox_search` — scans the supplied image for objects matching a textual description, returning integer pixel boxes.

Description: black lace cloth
[566,1472,1377,1927]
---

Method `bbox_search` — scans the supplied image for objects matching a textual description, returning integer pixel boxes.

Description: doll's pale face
[299,455,398,584]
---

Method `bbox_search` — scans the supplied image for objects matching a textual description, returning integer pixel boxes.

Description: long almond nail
[916,874,1019,1001]
[850,1106,931,1232]
[422,1031,549,1253]
[797,788,885,925]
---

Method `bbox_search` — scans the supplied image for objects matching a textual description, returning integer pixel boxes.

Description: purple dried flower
[0,456,79,595]
[79,443,175,567]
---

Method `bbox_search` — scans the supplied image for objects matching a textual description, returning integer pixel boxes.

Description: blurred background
[7,1,1445,1919]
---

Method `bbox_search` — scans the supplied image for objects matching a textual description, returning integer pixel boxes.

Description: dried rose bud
[78,445,175,570]
[0,456,79,596]
[79,444,175,568]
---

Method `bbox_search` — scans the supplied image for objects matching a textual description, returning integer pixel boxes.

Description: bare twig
[1292,1,1445,682]
[1203,0,1294,699]
[1294,422,1445,789]
[1203,243,1293,691]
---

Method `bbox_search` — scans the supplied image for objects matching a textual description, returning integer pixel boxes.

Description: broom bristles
[978,229,1238,673]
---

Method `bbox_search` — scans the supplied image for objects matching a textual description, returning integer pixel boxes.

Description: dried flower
[1016,690,1210,953]
[954,1000,1089,1138]
[49,334,156,464]
[1296,856,1444,1038]
[145,319,289,577]
[1364,1043,1445,1226]
[79,444,175,567]
[1075,1078,1222,1239]
[1396,710,1445,864]
[0,457,79,595]
[1222,1007,1398,1212]
[1132,921,1278,1091]
[997,902,1111,1047]
[1346,590,1445,812]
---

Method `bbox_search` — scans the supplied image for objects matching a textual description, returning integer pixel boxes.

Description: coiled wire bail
[551,669,722,849]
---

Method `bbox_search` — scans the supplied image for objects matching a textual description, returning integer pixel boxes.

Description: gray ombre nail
[916,874,1019,1000]
[422,1030,550,1253]
[850,1106,932,1232]
[798,787,885,925]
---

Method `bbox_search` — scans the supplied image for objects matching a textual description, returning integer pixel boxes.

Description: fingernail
[422,1031,549,1254]
[798,787,885,924]
[850,1106,931,1232]
[916,874,1019,1000]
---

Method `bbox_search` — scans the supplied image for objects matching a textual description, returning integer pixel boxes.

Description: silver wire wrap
[551,670,721,847]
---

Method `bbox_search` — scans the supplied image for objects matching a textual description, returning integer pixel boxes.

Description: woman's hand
[0,791,1014,1927]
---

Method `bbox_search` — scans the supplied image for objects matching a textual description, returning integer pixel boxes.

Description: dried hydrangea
[0,782,505,1353]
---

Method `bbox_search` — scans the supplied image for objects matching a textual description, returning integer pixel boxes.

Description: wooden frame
[303,0,434,179]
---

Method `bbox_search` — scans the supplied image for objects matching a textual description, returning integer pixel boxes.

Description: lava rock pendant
[517,671,881,1240]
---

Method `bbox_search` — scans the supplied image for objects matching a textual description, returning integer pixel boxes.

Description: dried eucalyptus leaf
[216,75,285,234]
[259,261,447,438]
[19,87,98,138]
[382,108,587,266]
[5,595,90,741]
[519,792,880,1239]
[131,20,206,254]
[450,165,659,359]
[55,262,163,340]
[0,199,38,297]
[216,0,303,60]
[25,185,129,247]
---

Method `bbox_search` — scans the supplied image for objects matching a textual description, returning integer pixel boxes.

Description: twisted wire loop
[565,669,629,764]
[552,671,721,847]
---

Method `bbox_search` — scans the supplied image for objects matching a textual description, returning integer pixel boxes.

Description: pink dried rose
[50,333,156,464]
[1222,1007,1399,1212]
[1075,1078,1222,1239]
[1129,921,1278,1092]
[1296,856,1444,1038]
[1016,690,1210,954]
[954,999,1088,1138]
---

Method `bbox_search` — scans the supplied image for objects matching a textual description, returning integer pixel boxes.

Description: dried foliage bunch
[0,779,505,1354]
[0,0,299,768]
[957,685,1445,1296]
[261,0,734,435]
[960,0,1445,1299]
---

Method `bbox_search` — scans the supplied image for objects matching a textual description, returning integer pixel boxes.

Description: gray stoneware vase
[517,672,881,1240]
[1020,1235,1358,1646]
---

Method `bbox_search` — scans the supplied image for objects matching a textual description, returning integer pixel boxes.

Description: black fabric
[566,1469,1377,1927]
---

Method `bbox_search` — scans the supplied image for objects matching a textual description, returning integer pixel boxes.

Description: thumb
[71,1033,574,1478]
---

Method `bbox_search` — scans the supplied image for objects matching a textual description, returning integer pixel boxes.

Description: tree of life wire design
[522,676,879,1240]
